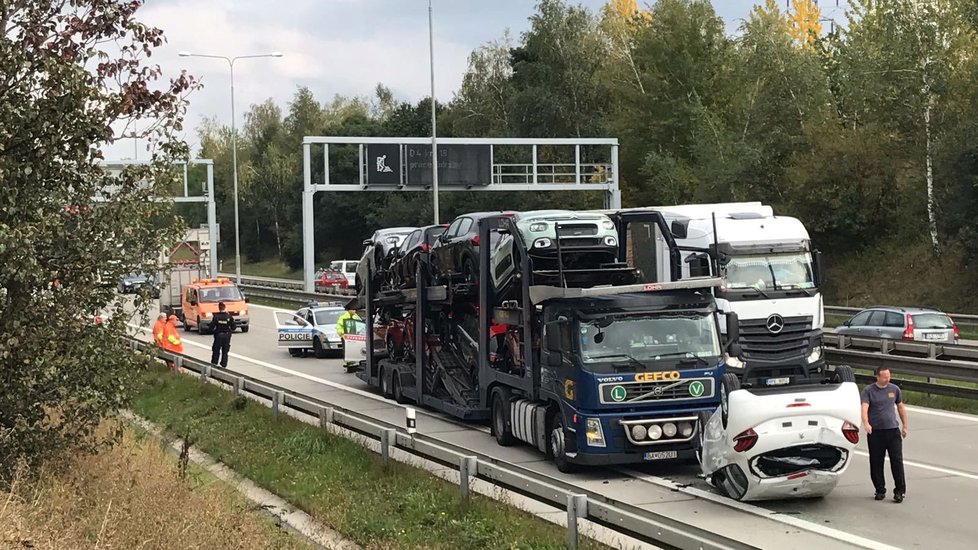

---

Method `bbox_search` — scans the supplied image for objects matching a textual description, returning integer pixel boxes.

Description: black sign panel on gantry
[405,144,491,187]
[365,144,402,185]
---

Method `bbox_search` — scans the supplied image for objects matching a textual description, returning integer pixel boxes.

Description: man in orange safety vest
[163,314,184,373]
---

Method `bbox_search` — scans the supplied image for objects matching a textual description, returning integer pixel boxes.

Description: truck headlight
[725,353,744,369]
[585,417,606,447]
[529,222,548,232]
[201,311,209,318]
[807,345,823,364]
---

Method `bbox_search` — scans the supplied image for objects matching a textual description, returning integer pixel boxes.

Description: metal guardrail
[824,306,978,327]
[131,337,755,550]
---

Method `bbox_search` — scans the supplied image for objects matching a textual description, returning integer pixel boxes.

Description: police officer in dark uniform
[211,301,236,368]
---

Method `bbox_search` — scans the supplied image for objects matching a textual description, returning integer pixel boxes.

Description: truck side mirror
[725,311,739,348]
[728,342,743,357]
[813,249,824,286]
[189,300,197,306]
[545,320,567,351]
[244,296,250,303]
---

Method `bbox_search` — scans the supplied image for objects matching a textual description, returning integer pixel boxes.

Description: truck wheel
[548,410,577,473]
[833,365,856,384]
[182,317,191,332]
[392,372,408,404]
[240,326,249,334]
[197,318,205,335]
[313,336,328,359]
[491,392,516,447]
[379,367,393,398]
[720,373,740,429]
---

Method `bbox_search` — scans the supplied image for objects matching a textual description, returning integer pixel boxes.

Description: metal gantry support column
[609,144,622,209]
[205,162,218,277]
[302,143,316,293]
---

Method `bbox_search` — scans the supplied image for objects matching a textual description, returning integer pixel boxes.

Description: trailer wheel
[379,367,393,398]
[548,410,577,473]
[313,336,328,359]
[491,392,516,447]
[392,372,408,404]
[720,373,740,429]
[833,365,856,383]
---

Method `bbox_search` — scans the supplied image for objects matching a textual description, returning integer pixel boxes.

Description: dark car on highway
[390,224,448,288]
[431,211,512,283]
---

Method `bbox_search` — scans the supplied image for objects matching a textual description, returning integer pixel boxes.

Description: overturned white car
[699,380,862,501]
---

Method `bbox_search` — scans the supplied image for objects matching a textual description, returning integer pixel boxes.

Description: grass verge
[0,419,311,550]
[131,364,607,550]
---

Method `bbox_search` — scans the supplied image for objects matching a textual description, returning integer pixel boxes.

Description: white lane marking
[851,450,978,481]
[905,405,978,423]
[619,469,900,550]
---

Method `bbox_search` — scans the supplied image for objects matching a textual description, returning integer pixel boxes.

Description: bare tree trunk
[274,215,282,260]
[925,96,940,255]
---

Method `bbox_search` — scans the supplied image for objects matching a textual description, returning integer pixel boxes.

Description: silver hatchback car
[835,306,959,344]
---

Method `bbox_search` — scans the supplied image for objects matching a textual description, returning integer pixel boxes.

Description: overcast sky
[108,0,850,160]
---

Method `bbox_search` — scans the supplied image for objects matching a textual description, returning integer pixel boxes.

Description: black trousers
[211,332,231,368]
[868,428,906,495]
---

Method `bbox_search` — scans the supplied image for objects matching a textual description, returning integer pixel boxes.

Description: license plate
[643,450,678,461]
[765,377,790,386]
[924,333,945,341]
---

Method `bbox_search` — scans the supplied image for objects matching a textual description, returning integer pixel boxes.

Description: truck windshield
[199,286,243,302]
[722,252,815,291]
[579,314,720,368]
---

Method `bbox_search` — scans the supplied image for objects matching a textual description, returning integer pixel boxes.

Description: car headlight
[529,222,547,232]
[603,236,617,247]
[533,238,552,249]
[807,345,823,363]
[725,353,744,369]
[585,417,606,447]
[602,219,616,230]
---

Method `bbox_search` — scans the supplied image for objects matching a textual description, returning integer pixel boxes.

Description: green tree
[0,0,197,477]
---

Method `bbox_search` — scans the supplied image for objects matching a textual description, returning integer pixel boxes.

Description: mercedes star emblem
[766,314,785,334]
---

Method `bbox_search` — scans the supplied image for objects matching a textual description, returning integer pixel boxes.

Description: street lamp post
[179,51,283,285]
[428,0,439,224]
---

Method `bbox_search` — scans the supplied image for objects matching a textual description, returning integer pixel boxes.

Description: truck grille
[599,377,714,404]
[739,315,814,362]
[557,224,598,237]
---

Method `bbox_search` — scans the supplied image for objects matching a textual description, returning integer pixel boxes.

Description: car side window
[884,312,904,328]
[406,230,421,249]
[445,219,462,238]
[867,311,886,327]
[457,217,474,236]
[849,311,872,326]
[306,310,315,324]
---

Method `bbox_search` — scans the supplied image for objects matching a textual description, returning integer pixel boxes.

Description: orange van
[180,277,250,334]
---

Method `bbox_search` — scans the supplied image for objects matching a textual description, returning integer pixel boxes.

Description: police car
[273,302,345,358]
[698,378,862,501]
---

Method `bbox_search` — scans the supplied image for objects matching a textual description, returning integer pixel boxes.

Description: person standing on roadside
[210,301,236,368]
[861,366,909,503]
[153,312,167,349]
[163,314,184,373]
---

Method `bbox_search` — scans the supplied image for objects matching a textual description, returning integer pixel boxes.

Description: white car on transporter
[698,371,862,501]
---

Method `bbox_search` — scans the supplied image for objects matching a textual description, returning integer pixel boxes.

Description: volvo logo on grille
[766,314,785,334]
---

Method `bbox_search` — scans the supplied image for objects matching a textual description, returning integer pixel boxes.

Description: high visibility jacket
[163,321,184,354]
[153,320,167,348]
[336,311,360,337]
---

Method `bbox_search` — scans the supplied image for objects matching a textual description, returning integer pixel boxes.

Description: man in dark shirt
[210,301,236,368]
[860,366,909,503]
